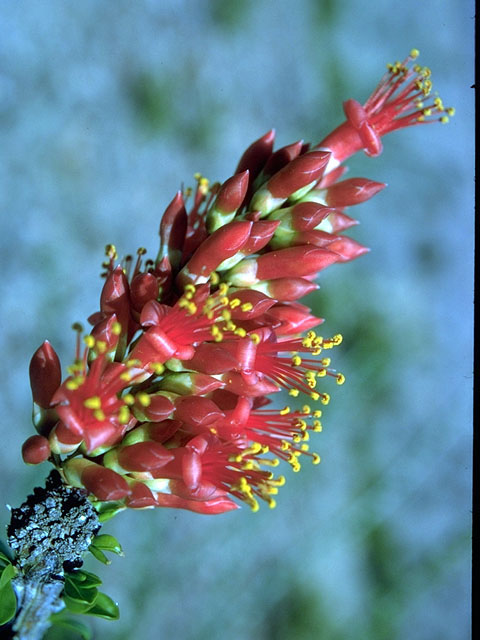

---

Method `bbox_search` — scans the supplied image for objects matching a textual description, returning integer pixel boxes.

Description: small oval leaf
[84,592,120,620]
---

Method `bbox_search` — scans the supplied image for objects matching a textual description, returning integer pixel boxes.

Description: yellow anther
[234,327,247,337]
[120,372,133,382]
[279,406,290,415]
[410,48,420,59]
[126,359,141,368]
[302,431,309,442]
[293,434,302,443]
[307,378,316,389]
[118,405,131,424]
[292,355,302,366]
[123,393,135,406]
[288,389,299,397]
[321,393,330,405]
[83,335,95,349]
[336,373,346,385]
[446,107,455,116]
[66,380,79,391]
[310,391,320,401]
[96,340,107,354]
[268,498,277,509]
[210,271,220,285]
[312,453,321,465]
[218,282,229,295]
[221,309,232,321]
[250,333,260,345]
[440,116,449,124]
[302,405,311,415]
[240,302,253,312]
[137,247,147,256]
[193,172,201,180]
[105,244,117,259]
[313,420,323,432]
[320,358,331,367]
[423,108,432,117]
[93,409,106,421]
[137,392,151,407]
[112,322,122,336]
[281,440,290,451]
[301,444,309,452]
[313,410,322,418]
[84,396,102,410]
[185,284,196,293]
[317,369,327,377]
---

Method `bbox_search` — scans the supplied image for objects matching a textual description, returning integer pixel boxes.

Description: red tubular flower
[316,49,454,167]
[23,51,450,514]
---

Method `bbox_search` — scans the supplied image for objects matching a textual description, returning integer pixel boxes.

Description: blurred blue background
[0,1,473,639]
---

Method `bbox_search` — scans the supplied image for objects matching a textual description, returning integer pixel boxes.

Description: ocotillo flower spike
[23,52,451,515]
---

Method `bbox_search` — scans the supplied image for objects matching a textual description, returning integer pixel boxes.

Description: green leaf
[84,592,120,620]
[64,580,98,607]
[67,570,102,589]
[89,546,111,565]
[0,563,16,588]
[0,566,17,625]
[49,615,92,640]
[90,534,124,556]
[64,595,97,615]
[92,500,126,523]
[0,550,13,568]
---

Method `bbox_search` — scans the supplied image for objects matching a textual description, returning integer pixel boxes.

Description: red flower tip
[81,465,131,501]
[325,178,386,207]
[29,340,62,408]
[235,129,276,178]
[22,435,51,465]
[266,150,331,199]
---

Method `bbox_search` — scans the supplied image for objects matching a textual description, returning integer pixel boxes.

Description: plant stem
[5,471,100,640]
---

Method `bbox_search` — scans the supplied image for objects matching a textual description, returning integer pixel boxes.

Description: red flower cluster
[23,52,451,514]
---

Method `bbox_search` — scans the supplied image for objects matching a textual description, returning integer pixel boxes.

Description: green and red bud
[324,178,386,207]
[48,421,83,455]
[249,151,331,216]
[63,457,131,501]
[177,220,252,286]
[206,170,250,233]
[255,140,304,186]
[104,441,174,473]
[157,191,187,270]
[29,340,62,409]
[251,277,319,302]
[159,372,225,396]
[235,129,275,178]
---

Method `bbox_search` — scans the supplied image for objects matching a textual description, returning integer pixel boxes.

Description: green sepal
[0,564,17,625]
[91,499,126,522]
[48,613,92,640]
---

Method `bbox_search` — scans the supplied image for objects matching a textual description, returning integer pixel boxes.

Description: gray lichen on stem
[5,471,100,640]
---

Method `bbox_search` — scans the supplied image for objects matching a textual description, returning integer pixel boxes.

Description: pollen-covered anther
[83,396,102,410]
[336,373,346,385]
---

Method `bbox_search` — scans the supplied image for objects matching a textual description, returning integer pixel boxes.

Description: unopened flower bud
[29,341,61,409]
[22,435,51,464]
